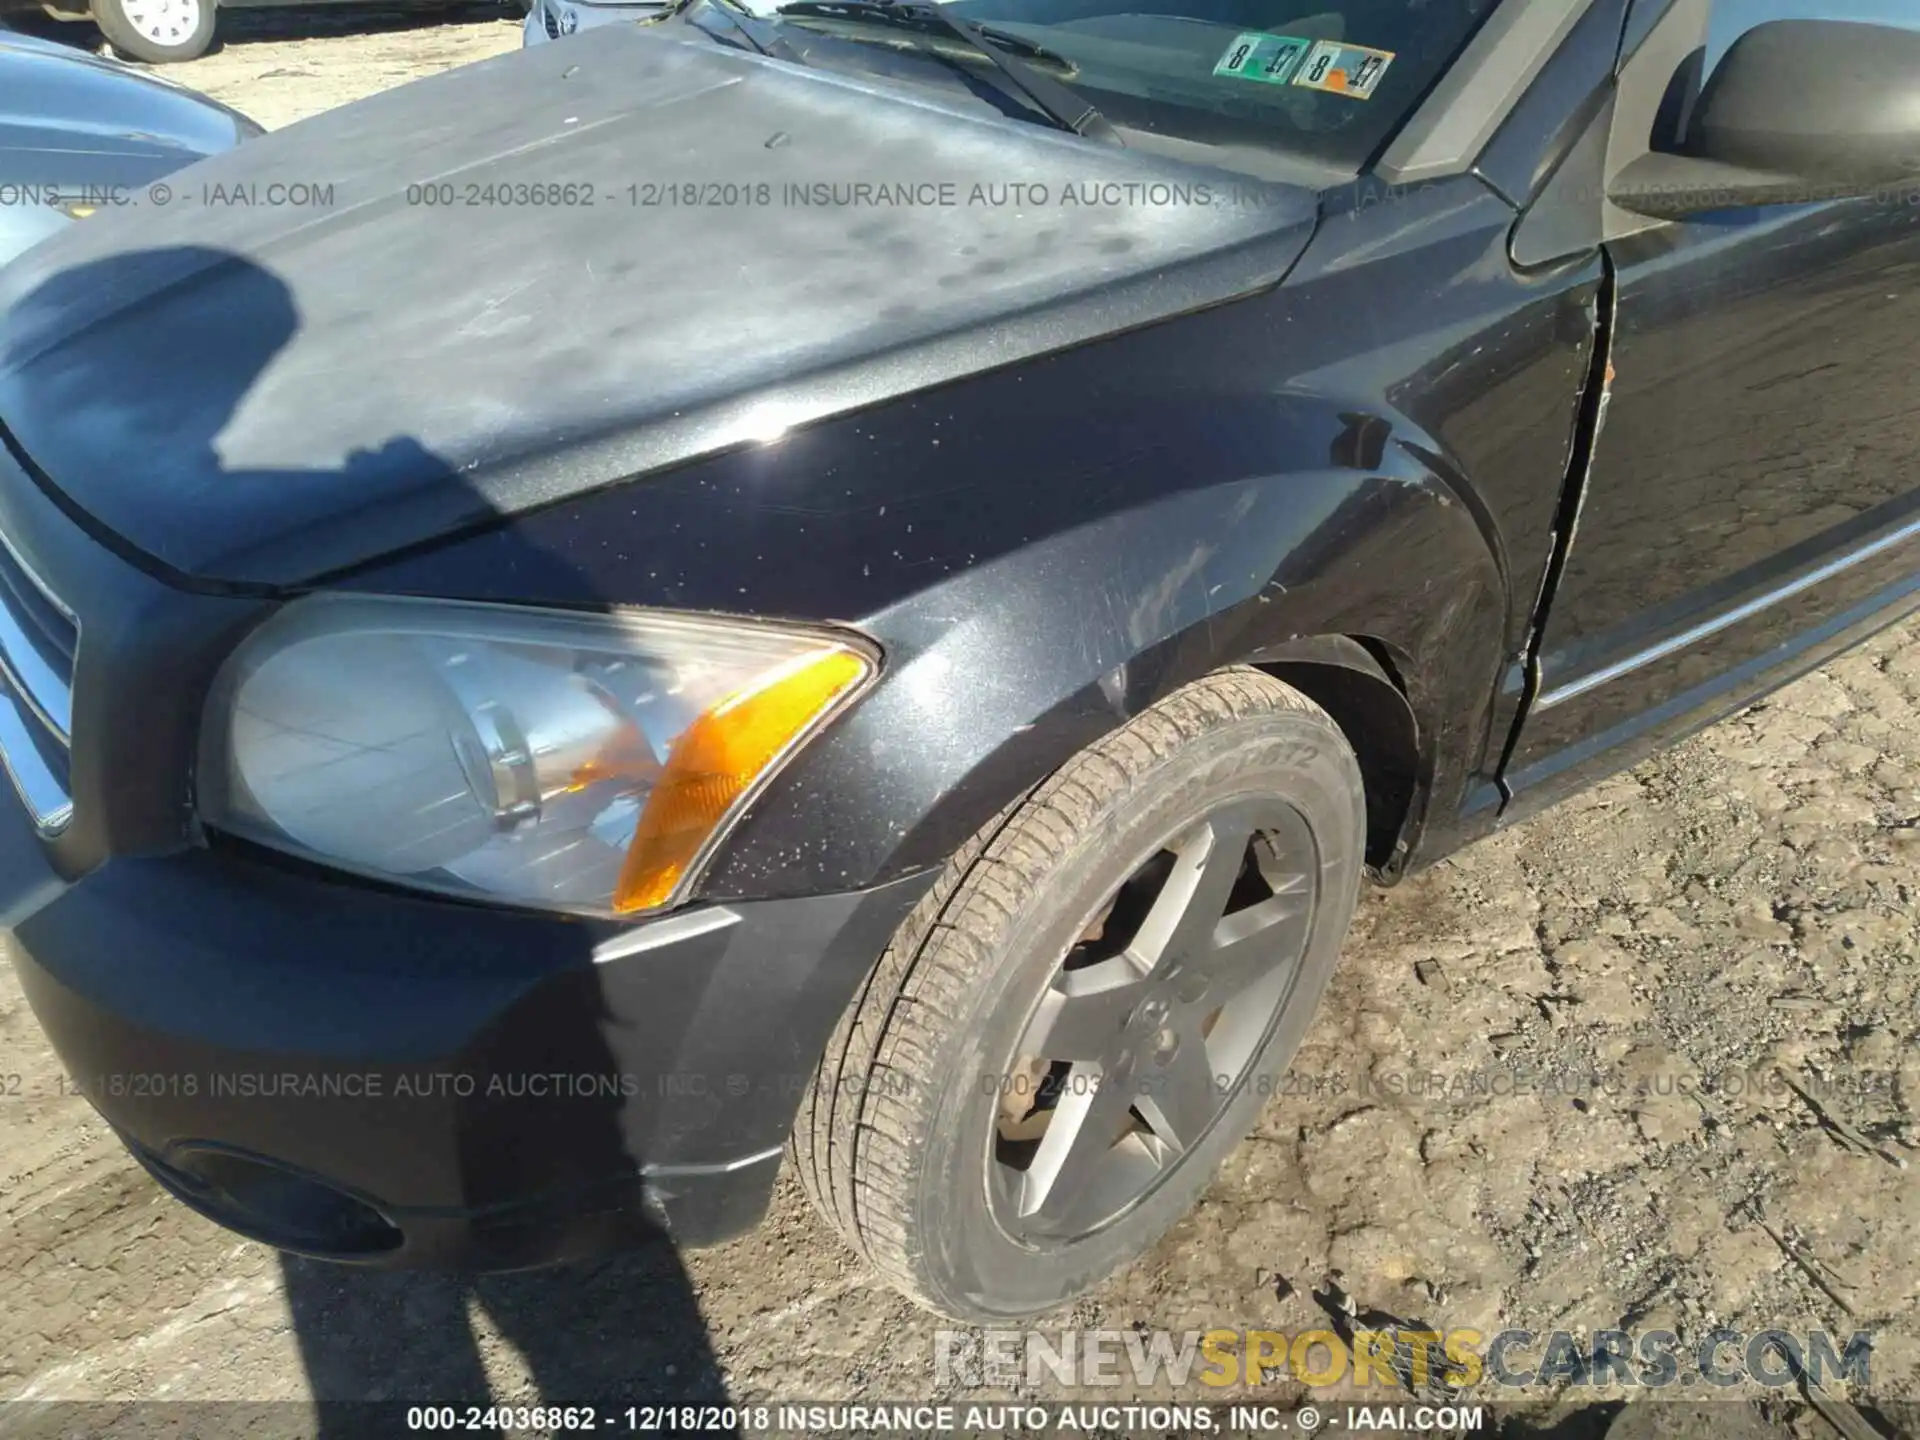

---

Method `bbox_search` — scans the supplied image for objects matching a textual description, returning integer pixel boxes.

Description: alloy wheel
[120,0,201,47]
[986,795,1318,1243]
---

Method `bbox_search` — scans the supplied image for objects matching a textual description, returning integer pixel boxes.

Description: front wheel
[93,0,215,63]
[794,667,1367,1322]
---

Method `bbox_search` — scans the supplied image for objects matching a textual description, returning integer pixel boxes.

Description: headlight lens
[199,596,875,917]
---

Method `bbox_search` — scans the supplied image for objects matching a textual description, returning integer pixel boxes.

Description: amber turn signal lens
[613,647,869,912]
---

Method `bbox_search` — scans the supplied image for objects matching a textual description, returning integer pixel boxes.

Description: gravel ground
[160,5,523,128]
[2,16,1917,1436]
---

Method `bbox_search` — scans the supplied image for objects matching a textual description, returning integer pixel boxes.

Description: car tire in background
[794,667,1366,1322]
[93,0,215,63]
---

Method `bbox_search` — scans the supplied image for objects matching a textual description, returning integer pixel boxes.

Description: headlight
[198,596,875,917]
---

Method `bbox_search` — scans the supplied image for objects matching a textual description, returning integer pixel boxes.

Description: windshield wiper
[775,0,1122,144]
[954,21,1078,74]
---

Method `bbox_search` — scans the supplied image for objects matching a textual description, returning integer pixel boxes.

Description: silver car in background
[523,0,657,43]
[524,0,775,46]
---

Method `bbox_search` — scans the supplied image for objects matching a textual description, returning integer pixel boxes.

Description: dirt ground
[2,14,1918,1436]
[156,6,524,129]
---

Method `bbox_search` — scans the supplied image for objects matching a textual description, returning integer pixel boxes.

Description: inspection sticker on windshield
[1291,40,1395,97]
[1212,32,1314,85]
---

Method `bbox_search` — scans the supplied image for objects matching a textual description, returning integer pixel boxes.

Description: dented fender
[702,442,1507,898]
[348,176,1599,904]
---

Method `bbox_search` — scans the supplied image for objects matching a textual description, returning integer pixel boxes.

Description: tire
[794,667,1367,1322]
[93,0,214,63]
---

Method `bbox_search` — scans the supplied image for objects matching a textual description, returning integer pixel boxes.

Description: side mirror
[1608,20,1920,220]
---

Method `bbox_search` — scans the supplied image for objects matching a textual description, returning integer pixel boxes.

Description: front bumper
[0,439,931,1271]
[3,783,929,1267]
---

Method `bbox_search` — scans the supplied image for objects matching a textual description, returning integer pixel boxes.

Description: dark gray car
[3,0,1918,1327]
[0,27,257,264]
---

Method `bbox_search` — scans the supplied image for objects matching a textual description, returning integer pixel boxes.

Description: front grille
[543,3,560,38]
[0,525,76,831]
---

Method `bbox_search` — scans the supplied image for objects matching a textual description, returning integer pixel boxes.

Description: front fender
[349,176,1591,905]
[706,437,1505,899]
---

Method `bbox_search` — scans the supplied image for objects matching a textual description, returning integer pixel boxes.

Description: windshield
[770,0,1500,171]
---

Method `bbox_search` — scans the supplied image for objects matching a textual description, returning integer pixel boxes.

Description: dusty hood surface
[0,25,1318,587]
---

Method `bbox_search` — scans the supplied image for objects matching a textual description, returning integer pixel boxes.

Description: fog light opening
[152,1145,404,1258]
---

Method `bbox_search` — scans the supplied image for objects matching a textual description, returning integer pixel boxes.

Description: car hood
[0,25,1318,589]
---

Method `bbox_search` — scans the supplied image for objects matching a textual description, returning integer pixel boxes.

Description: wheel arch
[1244,635,1421,877]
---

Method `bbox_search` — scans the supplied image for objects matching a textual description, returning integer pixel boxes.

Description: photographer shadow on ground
[0,243,734,1428]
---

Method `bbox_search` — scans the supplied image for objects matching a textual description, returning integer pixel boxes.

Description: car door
[1499,0,1920,801]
